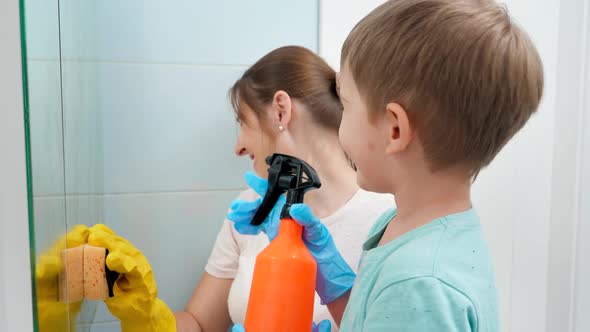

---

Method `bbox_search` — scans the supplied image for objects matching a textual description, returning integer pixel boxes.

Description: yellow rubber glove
[36,224,89,332]
[87,224,176,332]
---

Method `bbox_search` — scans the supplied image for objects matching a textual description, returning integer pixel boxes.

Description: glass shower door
[22,1,319,331]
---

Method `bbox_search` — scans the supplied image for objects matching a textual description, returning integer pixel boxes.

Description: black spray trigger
[250,153,321,226]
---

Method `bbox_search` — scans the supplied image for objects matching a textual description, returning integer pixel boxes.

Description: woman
[174,46,393,331]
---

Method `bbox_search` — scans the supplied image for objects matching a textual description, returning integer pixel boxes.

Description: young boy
[229,0,543,331]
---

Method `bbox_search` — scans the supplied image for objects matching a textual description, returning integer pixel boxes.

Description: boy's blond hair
[342,0,543,176]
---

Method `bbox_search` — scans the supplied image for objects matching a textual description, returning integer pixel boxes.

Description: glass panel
[22,1,319,331]
[21,0,70,330]
[21,0,101,330]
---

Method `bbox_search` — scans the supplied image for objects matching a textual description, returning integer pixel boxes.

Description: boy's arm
[363,277,476,331]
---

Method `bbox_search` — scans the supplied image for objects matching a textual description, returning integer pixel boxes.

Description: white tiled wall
[23,0,60,60]
[573,43,590,331]
[29,1,320,330]
[57,0,319,65]
[28,60,64,196]
[61,61,104,196]
[96,63,247,193]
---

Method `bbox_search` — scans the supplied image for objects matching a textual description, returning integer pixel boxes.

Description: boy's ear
[384,102,413,155]
[271,90,293,129]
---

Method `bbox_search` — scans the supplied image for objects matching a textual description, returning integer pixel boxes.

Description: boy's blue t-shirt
[339,208,499,332]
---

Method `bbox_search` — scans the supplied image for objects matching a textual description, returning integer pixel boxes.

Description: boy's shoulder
[363,209,499,328]
[370,209,494,282]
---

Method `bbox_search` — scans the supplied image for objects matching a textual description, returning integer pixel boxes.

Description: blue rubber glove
[313,320,332,332]
[290,203,356,305]
[228,172,355,304]
[227,171,286,241]
[231,320,331,332]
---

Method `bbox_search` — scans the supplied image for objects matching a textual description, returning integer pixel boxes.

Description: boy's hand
[227,171,285,241]
[290,204,356,305]
[232,320,331,332]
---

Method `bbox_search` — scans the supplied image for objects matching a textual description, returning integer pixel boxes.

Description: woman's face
[234,105,276,178]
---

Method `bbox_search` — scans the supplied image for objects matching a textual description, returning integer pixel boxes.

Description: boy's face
[337,64,395,193]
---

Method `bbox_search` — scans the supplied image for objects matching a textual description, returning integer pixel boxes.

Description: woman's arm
[174,272,234,332]
[327,290,351,326]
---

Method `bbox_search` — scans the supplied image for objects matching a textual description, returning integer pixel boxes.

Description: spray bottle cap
[250,153,321,226]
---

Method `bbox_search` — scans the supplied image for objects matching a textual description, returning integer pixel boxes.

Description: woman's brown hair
[230,46,342,132]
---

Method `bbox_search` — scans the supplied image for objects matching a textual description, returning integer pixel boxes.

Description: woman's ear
[271,90,293,130]
[384,102,413,155]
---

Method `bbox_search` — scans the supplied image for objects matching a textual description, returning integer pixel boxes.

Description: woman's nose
[235,145,247,157]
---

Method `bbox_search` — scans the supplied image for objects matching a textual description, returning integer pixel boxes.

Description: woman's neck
[296,132,359,219]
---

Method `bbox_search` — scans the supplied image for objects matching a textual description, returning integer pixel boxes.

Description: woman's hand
[227,171,286,241]
[232,320,332,332]
[88,224,176,332]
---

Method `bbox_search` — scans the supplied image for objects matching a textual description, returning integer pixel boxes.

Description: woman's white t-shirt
[205,188,394,331]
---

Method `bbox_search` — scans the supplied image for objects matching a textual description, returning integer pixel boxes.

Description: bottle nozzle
[250,154,321,226]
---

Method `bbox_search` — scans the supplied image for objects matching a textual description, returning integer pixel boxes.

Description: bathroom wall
[572,26,590,330]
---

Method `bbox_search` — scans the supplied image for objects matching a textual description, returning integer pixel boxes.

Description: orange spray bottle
[244,153,321,332]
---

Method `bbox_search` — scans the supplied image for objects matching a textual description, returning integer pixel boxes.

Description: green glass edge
[18,0,39,331]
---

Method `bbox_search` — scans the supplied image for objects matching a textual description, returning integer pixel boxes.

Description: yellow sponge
[59,244,110,303]
[58,245,84,303]
[83,245,109,300]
